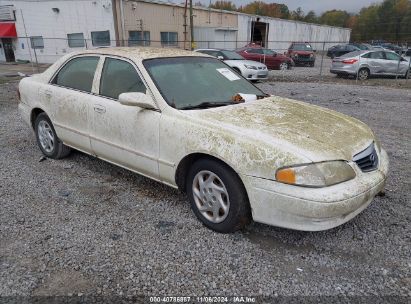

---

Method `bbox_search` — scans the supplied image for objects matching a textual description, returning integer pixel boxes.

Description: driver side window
[100,58,146,100]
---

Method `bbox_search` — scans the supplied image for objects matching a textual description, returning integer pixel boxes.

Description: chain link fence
[4,37,410,82]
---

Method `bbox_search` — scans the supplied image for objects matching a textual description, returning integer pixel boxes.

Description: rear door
[89,56,160,179]
[47,55,100,153]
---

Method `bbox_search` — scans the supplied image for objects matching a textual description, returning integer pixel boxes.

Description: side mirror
[119,92,157,110]
[217,55,224,60]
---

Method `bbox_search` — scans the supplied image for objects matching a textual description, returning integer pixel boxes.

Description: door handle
[93,105,106,114]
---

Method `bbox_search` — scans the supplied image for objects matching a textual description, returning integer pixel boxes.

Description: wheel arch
[30,107,46,129]
[174,152,247,195]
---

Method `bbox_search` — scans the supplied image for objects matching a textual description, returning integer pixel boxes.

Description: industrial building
[0,0,351,63]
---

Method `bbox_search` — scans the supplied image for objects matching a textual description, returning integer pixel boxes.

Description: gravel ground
[268,58,411,90]
[0,79,410,301]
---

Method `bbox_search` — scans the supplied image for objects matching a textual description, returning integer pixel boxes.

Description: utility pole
[190,0,194,50]
[183,0,188,50]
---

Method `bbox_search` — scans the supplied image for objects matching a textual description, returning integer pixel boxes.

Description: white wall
[237,14,351,52]
[0,0,116,63]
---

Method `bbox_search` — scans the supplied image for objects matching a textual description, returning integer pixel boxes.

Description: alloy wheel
[280,62,288,71]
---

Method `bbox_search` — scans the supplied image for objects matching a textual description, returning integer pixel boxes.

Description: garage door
[213,29,237,50]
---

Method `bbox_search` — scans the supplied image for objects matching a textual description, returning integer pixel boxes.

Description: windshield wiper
[179,101,238,110]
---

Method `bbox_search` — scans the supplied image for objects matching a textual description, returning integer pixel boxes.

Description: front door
[2,38,15,62]
[90,56,160,179]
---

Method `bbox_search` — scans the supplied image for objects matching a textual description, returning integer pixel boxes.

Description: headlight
[293,53,298,58]
[275,161,356,187]
[244,64,257,70]
[310,54,314,58]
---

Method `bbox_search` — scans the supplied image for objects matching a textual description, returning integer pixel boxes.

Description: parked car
[330,50,410,80]
[195,48,268,81]
[236,46,294,70]
[402,49,411,62]
[286,42,316,66]
[372,42,402,54]
[19,47,388,233]
[327,44,361,59]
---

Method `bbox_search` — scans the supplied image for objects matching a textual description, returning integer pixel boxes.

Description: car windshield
[144,57,265,110]
[220,50,244,60]
[262,49,275,55]
[292,44,312,51]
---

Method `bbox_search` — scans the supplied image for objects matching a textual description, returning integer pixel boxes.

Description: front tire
[35,113,71,159]
[186,159,251,233]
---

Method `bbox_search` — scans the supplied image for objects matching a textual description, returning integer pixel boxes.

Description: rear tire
[279,62,289,71]
[186,159,251,233]
[357,68,370,80]
[35,113,71,159]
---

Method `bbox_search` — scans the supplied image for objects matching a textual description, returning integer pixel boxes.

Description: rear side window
[370,52,384,59]
[52,56,99,92]
[100,58,146,99]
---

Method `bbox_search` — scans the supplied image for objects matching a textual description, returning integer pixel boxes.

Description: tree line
[199,0,411,43]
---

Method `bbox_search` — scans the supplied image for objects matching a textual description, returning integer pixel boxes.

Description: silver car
[195,49,268,81]
[330,50,411,80]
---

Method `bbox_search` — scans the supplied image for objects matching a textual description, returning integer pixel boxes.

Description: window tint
[128,31,150,46]
[30,36,44,49]
[247,48,263,54]
[53,56,99,92]
[370,51,384,59]
[406,50,411,56]
[91,31,110,46]
[160,32,178,46]
[384,52,400,61]
[67,33,85,48]
[100,58,146,99]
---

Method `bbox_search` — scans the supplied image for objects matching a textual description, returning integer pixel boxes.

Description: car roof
[69,47,209,61]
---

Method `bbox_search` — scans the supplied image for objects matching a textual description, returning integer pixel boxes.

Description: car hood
[185,96,374,162]
[224,59,266,67]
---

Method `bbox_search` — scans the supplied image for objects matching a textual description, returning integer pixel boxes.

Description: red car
[286,42,316,67]
[236,46,294,70]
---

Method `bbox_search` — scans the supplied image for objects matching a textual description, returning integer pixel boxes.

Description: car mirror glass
[118,92,157,110]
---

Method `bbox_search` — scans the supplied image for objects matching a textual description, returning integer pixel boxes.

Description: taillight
[342,59,358,64]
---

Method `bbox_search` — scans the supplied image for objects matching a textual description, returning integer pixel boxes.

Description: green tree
[319,10,350,27]
[304,10,318,23]
[209,1,236,11]
[291,7,305,21]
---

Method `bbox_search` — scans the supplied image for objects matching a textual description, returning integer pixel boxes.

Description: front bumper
[241,149,389,231]
[293,57,315,64]
[244,69,268,80]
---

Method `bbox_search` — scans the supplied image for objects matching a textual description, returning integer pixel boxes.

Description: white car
[195,49,268,81]
[18,47,389,233]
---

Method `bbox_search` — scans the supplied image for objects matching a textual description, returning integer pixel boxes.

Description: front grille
[353,144,379,172]
[299,54,311,59]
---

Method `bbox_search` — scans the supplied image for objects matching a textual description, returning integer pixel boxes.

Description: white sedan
[18,47,389,233]
[195,49,268,81]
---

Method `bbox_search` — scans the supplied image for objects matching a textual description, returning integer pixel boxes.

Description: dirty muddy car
[18,47,389,233]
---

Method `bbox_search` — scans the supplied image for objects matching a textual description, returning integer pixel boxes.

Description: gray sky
[190,0,384,14]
